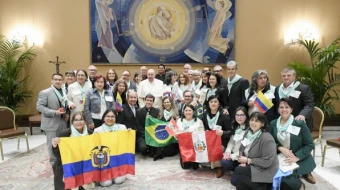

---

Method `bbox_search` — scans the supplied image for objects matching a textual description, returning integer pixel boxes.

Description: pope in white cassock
[137,69,164,108]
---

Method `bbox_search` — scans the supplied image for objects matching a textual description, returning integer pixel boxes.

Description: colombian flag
[254,91,274,113]
[116,93,123,111]
[58,131,135,189]
[145,116,178,147]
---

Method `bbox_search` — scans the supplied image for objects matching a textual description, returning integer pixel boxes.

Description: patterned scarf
[77,81,87,98]
[233,124,246,141]
[101,123,119,132]
[163,109,173,121]
[246,129,262,146]
[51,85,67,107]
[70,125,88,137]
[278,81,300,99]
[207,111,220,129]
[182,119,195,131]
[277,115,294,141]
[227,74,242,95]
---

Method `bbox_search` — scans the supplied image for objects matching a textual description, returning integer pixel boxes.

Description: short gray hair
[226,61,238,69]
[281,68,296,76]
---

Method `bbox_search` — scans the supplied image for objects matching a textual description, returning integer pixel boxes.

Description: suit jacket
[117,103,138,130]
[36,87,67,132]
[136,107,160,139]
[274,84,314,131]
[204,87,229,109]
[67,81,92,113]
[201,110,232,147]
[225,78,249,118]
[239,131,279,183]
[155,73,165,82]
[270,119,315,175]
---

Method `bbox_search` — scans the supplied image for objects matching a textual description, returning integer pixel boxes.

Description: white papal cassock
[137,78,163,108]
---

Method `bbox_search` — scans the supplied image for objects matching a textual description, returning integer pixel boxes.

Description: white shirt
[138,78,164,108]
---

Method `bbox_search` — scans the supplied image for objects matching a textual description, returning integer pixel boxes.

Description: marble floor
[1,126,340,189]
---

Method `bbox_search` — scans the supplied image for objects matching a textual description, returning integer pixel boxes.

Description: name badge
[73,90,81,95]
[105,96,113,102]
[287,125,300,136]
[241,138,248,146]
[290,90,301,99]
[266,92,275,99]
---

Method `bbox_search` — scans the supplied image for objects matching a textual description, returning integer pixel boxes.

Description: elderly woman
[222,106,249,172]
[51,112,94,190]
[243,70,276,123]
[191,70,202,96]
[84,75,115,130]
[176,104,204,170]
[270,98,315,190]
[67,70,92,117]
[93,109,130,187]
[106,69,118,92]
[205,73,228,114]
[230,111,279,189]
[113,79,128,111]
[202,95,232,178]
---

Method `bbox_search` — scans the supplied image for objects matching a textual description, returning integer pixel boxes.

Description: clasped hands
[279,147,300,165]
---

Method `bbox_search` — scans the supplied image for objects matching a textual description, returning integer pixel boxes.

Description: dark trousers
[280,174,303,190]
[137,137,148,153]
[231,165,271,190]
[221,159,239,171]
[52,163,64,190]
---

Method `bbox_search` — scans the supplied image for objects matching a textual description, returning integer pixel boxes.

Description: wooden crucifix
[49,56,66,74]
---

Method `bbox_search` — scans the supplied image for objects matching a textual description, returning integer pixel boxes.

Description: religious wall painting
[90,0,235,64]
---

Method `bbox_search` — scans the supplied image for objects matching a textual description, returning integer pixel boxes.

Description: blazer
[36,87,67,132]
[274,83,314,131]
[136,107,160,139]
[117,103,138,130]
[239,131,279,183]
[128,81,137,92]
[83,89,115,124]
[224,78,249,118]
[67,81,92,113]
[201,110,232,147]
[205,87,229,110]
[270,119,316,175]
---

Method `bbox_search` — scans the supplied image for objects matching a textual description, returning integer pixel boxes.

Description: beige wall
[0,0,340,114]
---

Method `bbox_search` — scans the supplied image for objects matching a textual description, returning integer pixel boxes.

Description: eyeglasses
[235,114,246,118]
[74,119,84,122]
[77,74,86,77]
[184,95,192,98]
[105,115,116,119]
[214,70,222,72]
[53,79,63,82]
[123,75,130,77]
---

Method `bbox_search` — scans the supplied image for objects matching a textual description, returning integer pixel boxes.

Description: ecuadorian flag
[145,116,178,147]
[59,131,135,189]
[254,91,274,113]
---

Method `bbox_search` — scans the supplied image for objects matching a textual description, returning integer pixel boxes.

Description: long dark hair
[164,70,176,86]
[206,95,222,118]
[231,106,249,134]
[249,111,269,132]
[101,109,118,121]
[181,103,197,122]
[206,72,222,89]
[249,70,271,94]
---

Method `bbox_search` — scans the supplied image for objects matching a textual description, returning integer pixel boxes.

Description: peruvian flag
[177,130,223,163]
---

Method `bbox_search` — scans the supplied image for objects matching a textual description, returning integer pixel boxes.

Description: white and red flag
[177,130,223,163]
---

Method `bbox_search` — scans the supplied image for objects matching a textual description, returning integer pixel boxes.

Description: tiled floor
[1,126,340,189]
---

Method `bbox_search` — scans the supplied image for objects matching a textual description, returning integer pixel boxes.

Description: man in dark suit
[155,64,166,82]
[136,94,160,155]
[213,65,227,86]
[117,90,138,130]
[36,73,67,165]
[121,70,137,91]
[274,68,315,184]
[224,61,249,118]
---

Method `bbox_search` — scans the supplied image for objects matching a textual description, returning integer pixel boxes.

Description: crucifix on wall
[49,56,66,74]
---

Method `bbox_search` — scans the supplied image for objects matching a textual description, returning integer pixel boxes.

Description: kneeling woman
[94,109,131,187]
[51,112,93,190]
[231,112,278,190]
[176,104,204,170]
[270,98,315,189]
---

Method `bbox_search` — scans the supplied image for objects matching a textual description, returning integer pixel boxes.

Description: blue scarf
[206,111,220,129]
[277,115,294,141]
[233,124,246,141]
[206,88,217,100]
[227,74,242,95]
[246,129,262,146]
[278,81,300,99]
[51,85,67,107]
[101,123,119,132]
[182,119,195,131]
[163,109,173,121]
[70,125,88,137]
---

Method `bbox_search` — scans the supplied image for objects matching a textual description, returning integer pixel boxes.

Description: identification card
[287,125,301,136]
[290,90,301,99]
[105,96,113,102]
[266,92,275,99]
[241,138,248,146]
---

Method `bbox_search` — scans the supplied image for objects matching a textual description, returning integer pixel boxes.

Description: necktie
[131,106,136,116]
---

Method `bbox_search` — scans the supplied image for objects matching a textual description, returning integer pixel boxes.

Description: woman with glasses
[63,70,76,93]
[51,112,94,190]
[93,109,130,186]
[67,70,92,117]
[270,98,315,190]
[243,70,276,123]
[176,104,204,170]
[106,69,118,92]
[205,73,228,114]
[230,112,278,189]
[84,75,115,131]
[222,106,249,172]
[202,95,232,178]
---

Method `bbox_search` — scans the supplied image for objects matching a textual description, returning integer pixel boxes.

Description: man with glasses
[213,65,227,86]
[88,65,98,87]
[203,67,211,73]
[140,66,148,80]
[155,64,166,82]
[179,90,204,119]
[37,73,68,166]
[121,70,137,91]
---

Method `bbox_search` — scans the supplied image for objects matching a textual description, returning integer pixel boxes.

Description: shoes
[192,163,199,170]
[302,173,316,184]
[153,154,163,161]
[215,167,224,178]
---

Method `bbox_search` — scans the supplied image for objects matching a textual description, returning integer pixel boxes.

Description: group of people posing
[37,61,315,190]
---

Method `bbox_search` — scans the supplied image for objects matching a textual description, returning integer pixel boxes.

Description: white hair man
[137,69,164,108]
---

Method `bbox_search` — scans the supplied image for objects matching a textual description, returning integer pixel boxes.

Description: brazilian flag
[145,116,177,147]
[195,103,204,119]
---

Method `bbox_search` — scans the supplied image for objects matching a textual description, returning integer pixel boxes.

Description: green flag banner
[145,116,177,147]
